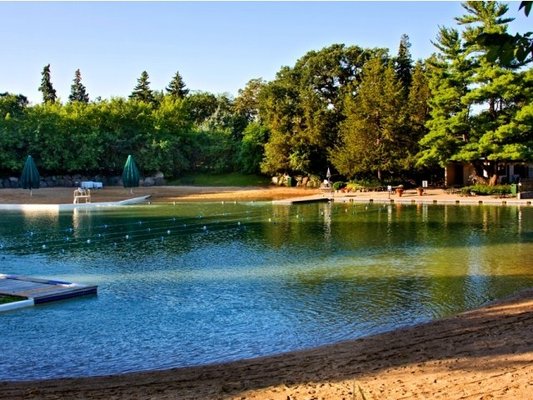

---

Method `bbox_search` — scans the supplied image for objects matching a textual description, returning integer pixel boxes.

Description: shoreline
[0,186,531,207]
[1,288,531,399]
[1,186,532,399]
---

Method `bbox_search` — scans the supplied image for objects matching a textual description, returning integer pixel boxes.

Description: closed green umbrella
[122,154,140,194]
[20,155,40,196]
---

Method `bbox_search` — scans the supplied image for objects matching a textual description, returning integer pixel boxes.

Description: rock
[154,177,166,186]
[143,177,155,187]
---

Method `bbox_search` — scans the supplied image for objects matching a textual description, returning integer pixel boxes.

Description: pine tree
[395,34,413,95]
[331,57,405,181]
[455,1,530,183]
[38,64,57,103]
[417,27,472,169]
[418,1,530,184]
[130,71,155,103]
[166,71,189,99]
[404,61,431,167]
[68,69,89,103]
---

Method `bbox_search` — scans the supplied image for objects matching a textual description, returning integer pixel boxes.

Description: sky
[1,1,530,104]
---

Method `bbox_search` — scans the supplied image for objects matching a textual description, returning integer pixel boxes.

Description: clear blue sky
[1,1,530,104]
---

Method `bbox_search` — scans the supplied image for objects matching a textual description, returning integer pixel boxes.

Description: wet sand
[1,185,532,399]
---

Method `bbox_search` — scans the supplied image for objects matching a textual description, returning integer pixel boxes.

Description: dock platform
[272,194,332,205]
[0,274,97,306]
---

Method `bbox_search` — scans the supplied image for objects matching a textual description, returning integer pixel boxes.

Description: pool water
[1,202,532,381]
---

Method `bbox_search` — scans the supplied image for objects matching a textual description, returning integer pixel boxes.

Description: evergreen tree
[418,1,531,184]
[331,57,405,181]
[417,27,473,169]
[38,64,57,104]
[166,71,189,99]
[455,1,531,182]
[130,71,155,103]
[68,69,89,103]
[404,61,431,168]
[395,34,413,94]
[475,1,532,66]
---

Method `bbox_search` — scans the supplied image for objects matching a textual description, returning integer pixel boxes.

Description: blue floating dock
[0,274,97,311]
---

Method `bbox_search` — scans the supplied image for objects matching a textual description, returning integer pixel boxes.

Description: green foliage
[235,78,265,122]
[395,34,413,93]
[346,178,384,191]
[332,181,345,191]
[166,71,189,99]
[462,184,512,195]
[68,69,89,103]
[238,122,269,174]
[259,44,385,176]
[1,5,529,186]
[38,64,57,104]
[419,1,532,185]
[130,71,155,104]
[171,172,270,186]
[332,57,406,181]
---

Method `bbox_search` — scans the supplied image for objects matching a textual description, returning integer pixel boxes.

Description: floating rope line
[0,204,384,255]
[0,208,266,243]
[0,209,276,255]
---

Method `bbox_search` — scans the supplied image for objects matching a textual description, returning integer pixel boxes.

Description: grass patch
[0,294,27,305]
[169,172,271,187]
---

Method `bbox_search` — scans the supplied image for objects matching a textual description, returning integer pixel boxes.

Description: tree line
[1,1,531,185]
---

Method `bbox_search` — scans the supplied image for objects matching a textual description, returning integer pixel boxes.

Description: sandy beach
[0,185,323,204]
[1,185,532,399]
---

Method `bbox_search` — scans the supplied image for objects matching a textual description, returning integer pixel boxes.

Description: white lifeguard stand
[73,188,91,204]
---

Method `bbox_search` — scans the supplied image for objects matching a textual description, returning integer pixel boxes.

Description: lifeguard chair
[73,188,91,204]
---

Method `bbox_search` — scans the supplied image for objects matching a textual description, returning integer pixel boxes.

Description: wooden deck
[0,274,97,304]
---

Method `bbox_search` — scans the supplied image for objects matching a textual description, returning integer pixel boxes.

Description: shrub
[462,184,512,196]
[332,181,346,191]
[346,178,383,191]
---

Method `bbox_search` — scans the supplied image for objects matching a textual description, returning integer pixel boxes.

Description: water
[0,202,532,381]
